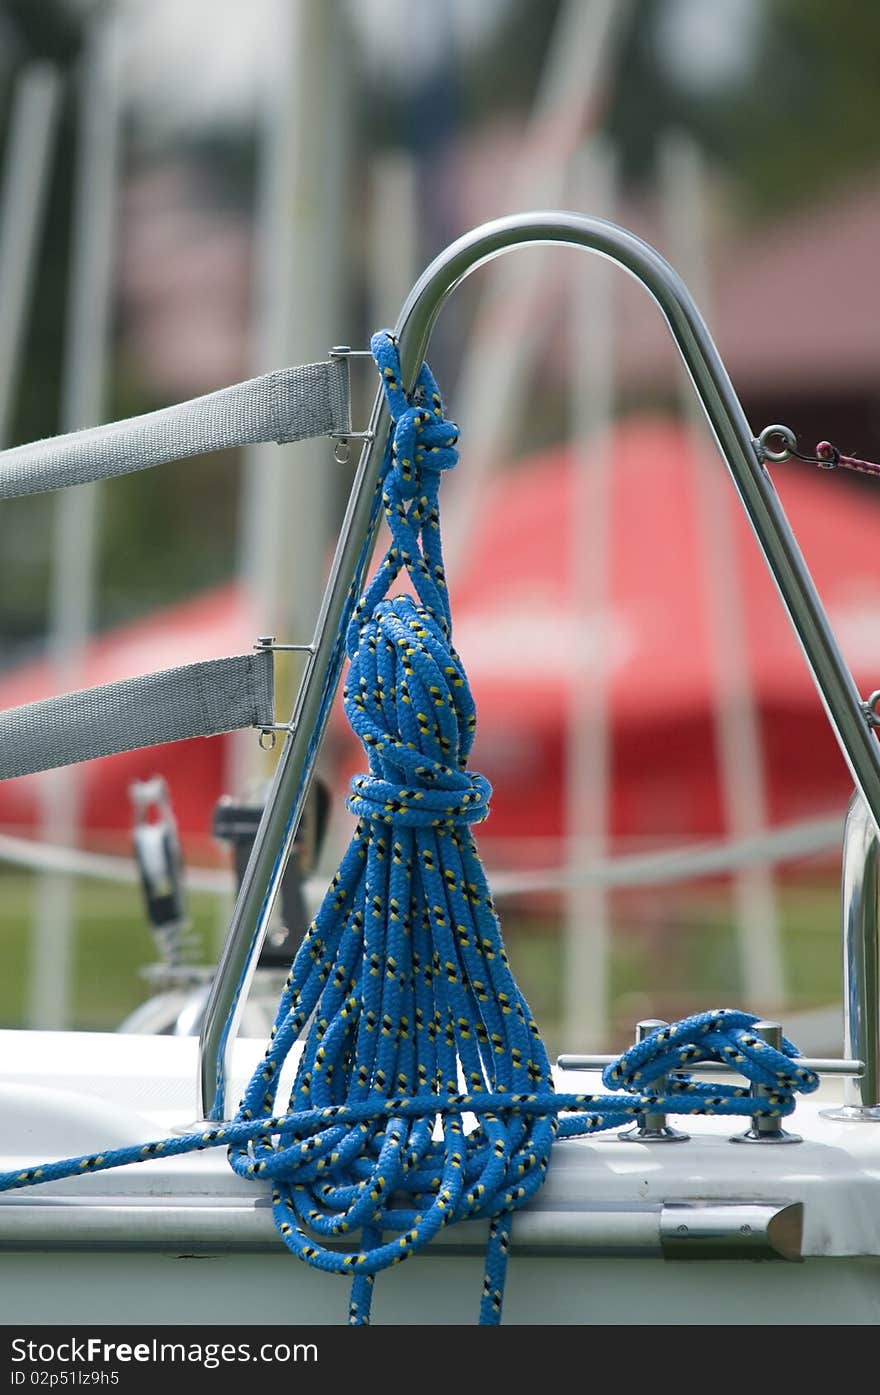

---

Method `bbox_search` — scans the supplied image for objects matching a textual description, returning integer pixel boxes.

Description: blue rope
[0,332,820,1325]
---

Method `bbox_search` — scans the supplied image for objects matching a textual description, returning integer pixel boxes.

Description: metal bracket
[328,346,377,462]
[254,635,314,655]
[329,430,376,465]
[252,636,302,748]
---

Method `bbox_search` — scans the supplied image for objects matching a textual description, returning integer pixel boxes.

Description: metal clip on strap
[0,650,274,780]
[0,358,351,499]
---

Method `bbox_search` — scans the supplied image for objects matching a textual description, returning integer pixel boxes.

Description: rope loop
[372,330,459,501]
[342,334,490,827]
[347,767,492,828]
[594,1008,819,1120]
[347,331,460,656]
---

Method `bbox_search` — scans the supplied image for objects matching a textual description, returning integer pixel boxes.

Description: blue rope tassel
[231,330,559,1325]
[0,333,820,1326]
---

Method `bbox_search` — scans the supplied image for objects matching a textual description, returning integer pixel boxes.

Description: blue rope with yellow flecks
[0,331,820,1325]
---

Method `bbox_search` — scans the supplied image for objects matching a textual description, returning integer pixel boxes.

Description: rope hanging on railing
[227,330,560,1325]
[0,335,821,1326]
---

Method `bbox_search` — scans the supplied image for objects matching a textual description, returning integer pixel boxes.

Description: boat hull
[4,1030,880,1325]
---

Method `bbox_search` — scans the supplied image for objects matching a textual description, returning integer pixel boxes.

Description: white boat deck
[3,1028,880,1323]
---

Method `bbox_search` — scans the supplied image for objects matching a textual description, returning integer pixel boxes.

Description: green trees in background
[1,0,878,659]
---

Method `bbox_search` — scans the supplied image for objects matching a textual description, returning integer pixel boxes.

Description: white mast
[442,0,632,578]
[28,11,123,1028]
[562,142,617,1051]
[660,131,785,1011]
[366,152,419,339]
[0,62,62,447]
[234,0,348,803]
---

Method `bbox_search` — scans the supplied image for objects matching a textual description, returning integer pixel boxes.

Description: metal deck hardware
[616,1020,690,1144]
[730,1021,802,1144]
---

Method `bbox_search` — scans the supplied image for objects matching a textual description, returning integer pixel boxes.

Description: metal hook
[330,429,376,466]
[758,424,843,470]
[757,424,797,463]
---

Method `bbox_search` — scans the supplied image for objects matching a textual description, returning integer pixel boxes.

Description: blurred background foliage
[2,0,880,651]
[0,0,877,1046]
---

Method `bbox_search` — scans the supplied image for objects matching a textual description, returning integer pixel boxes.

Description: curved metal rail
[198,211,880,1120]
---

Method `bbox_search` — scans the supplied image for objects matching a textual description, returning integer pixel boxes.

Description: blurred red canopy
[452,418,880,843]
[0,417,877,849]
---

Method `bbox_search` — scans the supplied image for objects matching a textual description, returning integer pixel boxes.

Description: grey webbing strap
[0,650,274,779]
[0,359,350,499]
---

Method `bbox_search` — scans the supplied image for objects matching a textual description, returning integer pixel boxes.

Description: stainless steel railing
[823,792,880,1120]
[198,211,880,1120]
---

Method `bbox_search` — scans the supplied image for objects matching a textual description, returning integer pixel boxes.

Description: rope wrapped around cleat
[0,335,820,1327]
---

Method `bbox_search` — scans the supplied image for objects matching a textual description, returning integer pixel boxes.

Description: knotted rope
[228,331,559,1324]
[0,334,820,1326]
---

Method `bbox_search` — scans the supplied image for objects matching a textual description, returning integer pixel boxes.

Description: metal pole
[616,1019,689,1141]
[442,0,632,575]
[730,1019,802,1143]
[199,212,880,1120]
[562,143,616,1052]
[28,12,122,1028]
[0,63,62,447]
[661,132,785,1010]
[823,792,880,1120]
[226,0,348,942]
[237,0,346,729]
[366,152,419,339]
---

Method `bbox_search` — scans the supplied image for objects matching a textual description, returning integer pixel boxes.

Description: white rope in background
[0,809,844,899]
[0,831,228,894]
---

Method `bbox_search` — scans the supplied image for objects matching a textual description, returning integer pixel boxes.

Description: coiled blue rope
[0,332,820,1325]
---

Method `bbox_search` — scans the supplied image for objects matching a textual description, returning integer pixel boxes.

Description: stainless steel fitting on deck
[617,1019,689,1143]
[730,1021,801,1144]
[558,1025,863,1142]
